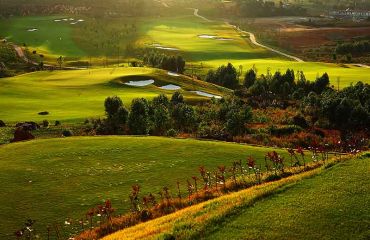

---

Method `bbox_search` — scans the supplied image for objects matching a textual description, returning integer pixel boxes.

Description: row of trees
[335,40,370,56]
[235,0,307,18]
[301,81,370,129]
[205,62,331,99]
[94,92,253,139]
[243,68,331,99]
[143,51,186,74]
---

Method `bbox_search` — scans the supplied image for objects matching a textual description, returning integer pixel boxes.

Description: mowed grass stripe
[0,136,292,239]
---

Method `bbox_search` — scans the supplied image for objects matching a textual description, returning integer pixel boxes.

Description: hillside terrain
[103,153,370,240]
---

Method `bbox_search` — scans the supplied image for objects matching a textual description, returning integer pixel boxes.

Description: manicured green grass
[0,136,294,239]
[1,13,369,86]
[0,16,85,57]
[140,15,370,87]
[205,154,370,240]
[0,67,228,122]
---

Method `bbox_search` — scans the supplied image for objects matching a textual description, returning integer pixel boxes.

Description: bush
[42,120,49,128]
[62,129,73,137]
[166,128,178,137]
[268,125,303,136]
[54,120,61,126]
[38,111,49,116]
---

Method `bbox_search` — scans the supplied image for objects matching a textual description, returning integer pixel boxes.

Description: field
[1,12,369,86]
[0,136,299,239]
[103,153,370,240]
[0,67,228,122]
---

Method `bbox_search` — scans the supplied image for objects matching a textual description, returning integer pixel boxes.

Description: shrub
[42,120,49,128]
[54,120,61,126]
[268,125,303,136]
[62,129,73,137]
[166,128,178,137]
[38,111,49,116]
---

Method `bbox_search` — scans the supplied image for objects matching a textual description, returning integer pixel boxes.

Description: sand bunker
[125,80,154,87]
[159,84,181,90]
[78,19,85,22]
[150,43,178,51]
[216,38,233,41]
[198,34,233,41]
[198,34,217,39]
[27,28,38,32]
[191,91,222,99]
[54,19,62,22]
[168,72,180,77]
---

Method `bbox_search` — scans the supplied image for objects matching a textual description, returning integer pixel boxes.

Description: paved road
[192,8,304,62]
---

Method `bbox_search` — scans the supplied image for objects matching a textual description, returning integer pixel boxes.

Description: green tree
[243,69,256,88]
[128,98,150,135]
[105,96,123,118]
[171,91,184,105]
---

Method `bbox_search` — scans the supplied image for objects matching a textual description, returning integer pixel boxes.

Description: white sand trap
[125,80,154,87]
[159,84,181,90]
[70,22,78,25]
[156,46,178,51]
[198,34,217,39]
[191,91,222,99]
[168,71,180,77]
[216,38,233,41]
[78,19,85,22]
[27,28,38,32]
[150,43,178,51]
[54,19,62,22]
[63,18,68,21]
[69,18,74,21]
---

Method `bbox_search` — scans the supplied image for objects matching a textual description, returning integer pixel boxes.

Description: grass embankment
[0,67,229,122]
[0,136,296,239]
[103,153,369,240]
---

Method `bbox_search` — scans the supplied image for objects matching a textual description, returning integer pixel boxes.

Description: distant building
[329,9,370,19]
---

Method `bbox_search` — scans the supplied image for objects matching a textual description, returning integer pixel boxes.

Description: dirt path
[191,8,304,62]
[227,23,305,62]
[192,8,212,22]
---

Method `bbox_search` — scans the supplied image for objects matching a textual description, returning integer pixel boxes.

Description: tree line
[143,51,186,74]
[335,40,370,56]
[92,92,252,140]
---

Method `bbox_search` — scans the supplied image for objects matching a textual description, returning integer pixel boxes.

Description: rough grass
[103,154,369,240]
[0,67,229,122]
[0,136,296,239]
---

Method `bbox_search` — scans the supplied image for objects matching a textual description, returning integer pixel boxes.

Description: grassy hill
[0,67,228,122]
[0,136,298,239]
[103,153,370,240]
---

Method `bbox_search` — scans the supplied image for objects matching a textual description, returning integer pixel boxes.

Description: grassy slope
[206,155,370,240]
[0,67,228,122]
[103,154,369,240]
[0,136,294,239]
